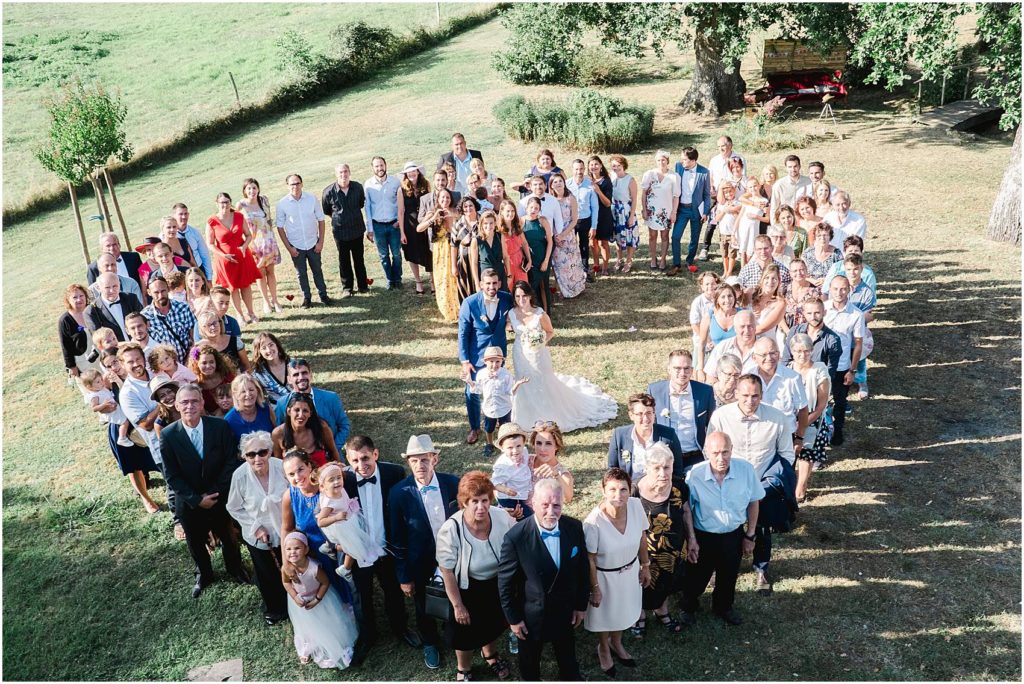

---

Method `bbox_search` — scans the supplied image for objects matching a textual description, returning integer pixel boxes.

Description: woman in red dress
[207,192,261,323]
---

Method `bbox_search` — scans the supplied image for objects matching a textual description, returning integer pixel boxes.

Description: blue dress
[708,313,737,346]
[224,405,274,439]
[289,486,353,602]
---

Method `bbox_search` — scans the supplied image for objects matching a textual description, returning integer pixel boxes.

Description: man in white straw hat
[388,434,461,670]
[463,345,530,457]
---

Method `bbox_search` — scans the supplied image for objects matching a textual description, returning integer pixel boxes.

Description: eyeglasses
[243,448,270,458]
[754,351,780,358]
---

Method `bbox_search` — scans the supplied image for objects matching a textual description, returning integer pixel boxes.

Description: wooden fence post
[94,170,116,240]
[103,168,131,248]
[69,182,90,265]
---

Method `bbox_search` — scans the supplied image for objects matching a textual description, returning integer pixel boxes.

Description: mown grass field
[1,2,488,213]
[3,14,1021,682]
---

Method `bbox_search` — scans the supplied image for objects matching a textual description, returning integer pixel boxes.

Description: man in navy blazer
[273,358,350,457]
[341,435,420,663]
[669,146,712,274]
[86,232,144,293]
[607,393,685,478]
[648,349,716,474]
[436,132,483,193]
[159,384,247,598]
[388,434,461,670]
[457,269,514,445]
[498,478,589,681]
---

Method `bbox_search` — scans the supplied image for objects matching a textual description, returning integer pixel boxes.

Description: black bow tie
[357,475,377,487]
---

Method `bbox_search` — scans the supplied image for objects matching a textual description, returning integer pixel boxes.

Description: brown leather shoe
[665,265,682,277]
[466,429,480,445]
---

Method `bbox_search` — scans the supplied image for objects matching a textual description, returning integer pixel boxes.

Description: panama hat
[483,346,505,362]
[402,434,439,458]
[149,375,180,401]
[495,422,528,447]
[402,161,426,176]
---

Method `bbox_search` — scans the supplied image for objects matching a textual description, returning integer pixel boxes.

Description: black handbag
[424,573,453,622]
[424,523,461,622]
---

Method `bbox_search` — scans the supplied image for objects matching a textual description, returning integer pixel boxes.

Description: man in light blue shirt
[682,431,763,626]
[364,156,404,289]
[567,159,599,277]
[822,234,877,294]
[172,203,214,280]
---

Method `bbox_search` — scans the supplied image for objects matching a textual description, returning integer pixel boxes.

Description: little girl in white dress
[315,463,384,578]
[281,531,357,669]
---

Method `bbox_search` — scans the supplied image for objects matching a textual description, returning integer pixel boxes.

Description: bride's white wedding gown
[509,307,618,432]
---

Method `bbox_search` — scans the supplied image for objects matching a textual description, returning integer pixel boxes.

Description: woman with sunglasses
[226,430,290,626]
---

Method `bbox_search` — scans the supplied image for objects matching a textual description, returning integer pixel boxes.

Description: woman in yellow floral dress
[417,187,459,323]
[630,444,696,635]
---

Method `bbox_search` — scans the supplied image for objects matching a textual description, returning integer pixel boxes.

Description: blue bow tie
[420,485,438,494]
[541,530,560,540]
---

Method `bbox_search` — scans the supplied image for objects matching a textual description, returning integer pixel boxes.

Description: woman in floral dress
[237,178,281,314]
[547,173,586,299]
[609,154,639,273]
[640,150,680,271]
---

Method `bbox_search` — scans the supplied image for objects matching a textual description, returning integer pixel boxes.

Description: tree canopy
[35,80,133,185]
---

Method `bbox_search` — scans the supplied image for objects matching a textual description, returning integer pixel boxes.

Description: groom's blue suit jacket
[458,291,515,368]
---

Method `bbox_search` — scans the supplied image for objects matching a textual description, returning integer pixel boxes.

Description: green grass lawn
[1,2,489,214]
[3,14,1021,682]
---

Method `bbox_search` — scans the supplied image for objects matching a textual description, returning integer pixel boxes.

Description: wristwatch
[744,532,756,541]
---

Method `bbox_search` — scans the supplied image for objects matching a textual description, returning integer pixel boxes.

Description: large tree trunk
[679,32,746,117]
[987,126,1021,244]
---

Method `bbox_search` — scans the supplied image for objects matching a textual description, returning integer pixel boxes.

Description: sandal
[173,523,186,541]
[655,611,683,633]
[628,616,646,637]
[482,652,511,680]
[456,669,473,681]
[623,262,633,274]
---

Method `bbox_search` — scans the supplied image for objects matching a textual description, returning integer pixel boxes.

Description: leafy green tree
[973,2,1020,130]
[35,79,133,186]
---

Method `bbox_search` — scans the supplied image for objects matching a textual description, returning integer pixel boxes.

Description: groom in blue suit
[457,269,514,445]
[648,349,715,474]
[669,146,712,274]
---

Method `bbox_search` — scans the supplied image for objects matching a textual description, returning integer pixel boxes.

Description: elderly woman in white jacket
[436,471,516,681]
[226,430,289,625]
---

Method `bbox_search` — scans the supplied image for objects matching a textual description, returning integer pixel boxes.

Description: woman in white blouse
[436,471,516,682]
[226,430,290,625]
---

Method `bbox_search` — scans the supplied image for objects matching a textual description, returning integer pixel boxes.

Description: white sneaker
[857,384,869,400]
[116,436,135,448]
[273,303,283,313]
[336,565,354,583]
[263,302,272,315]
[698,247,709,261]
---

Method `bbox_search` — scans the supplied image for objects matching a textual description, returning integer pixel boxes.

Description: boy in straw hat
[462,346,529,458]
[388,434,460,670]
[492,422,534,520]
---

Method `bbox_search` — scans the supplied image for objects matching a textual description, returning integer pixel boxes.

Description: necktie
[189,427,203,459]
[540,530,560,540]
[358,475,378,487]
[420,485,438,494]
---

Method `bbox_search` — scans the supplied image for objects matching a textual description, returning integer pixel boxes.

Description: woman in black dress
[631,444,696,635]
[397,162,433,294]
[587,155,615,276]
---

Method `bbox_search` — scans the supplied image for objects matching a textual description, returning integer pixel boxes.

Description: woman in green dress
[522,196,553,313]
[470,209,506,291]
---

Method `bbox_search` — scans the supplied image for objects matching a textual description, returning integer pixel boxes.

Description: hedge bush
[493,89,654,152]
[573,46,631,87]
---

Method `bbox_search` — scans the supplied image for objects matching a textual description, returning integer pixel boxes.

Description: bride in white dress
[508,282,618,431]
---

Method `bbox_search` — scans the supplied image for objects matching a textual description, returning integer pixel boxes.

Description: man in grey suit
[668,147,713,275]
[160,384,249,598]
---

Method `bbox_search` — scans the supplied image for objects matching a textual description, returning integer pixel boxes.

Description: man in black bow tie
[498,478,589,680]
[342,435,422,664]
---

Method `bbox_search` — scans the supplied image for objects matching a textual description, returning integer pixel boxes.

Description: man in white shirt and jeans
[276,173,332,308]
[365,156,405,290]
[823,275,865,447]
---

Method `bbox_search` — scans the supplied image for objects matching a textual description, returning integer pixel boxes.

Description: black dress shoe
[264,614,288,626]
[300,298,312,309]
[678,610,697,626]
[320,294,334,305]
[400,629,423,648]
[351,639,372,666]
[192,578,212,598]
[602,664,617,678]
[716,608,743,626]
[229,570,252,585]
